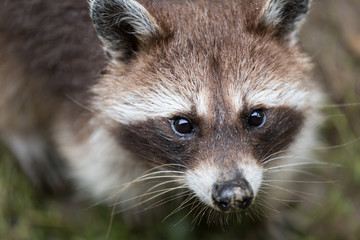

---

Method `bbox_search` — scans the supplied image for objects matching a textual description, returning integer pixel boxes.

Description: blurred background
[0,0,359,239]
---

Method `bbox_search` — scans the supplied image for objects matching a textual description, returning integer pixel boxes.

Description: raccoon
[0,0,322,222]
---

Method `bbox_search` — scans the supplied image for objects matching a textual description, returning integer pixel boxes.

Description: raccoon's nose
[212,179,254,212]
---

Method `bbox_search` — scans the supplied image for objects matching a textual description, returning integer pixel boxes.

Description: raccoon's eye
[172,117,194,135]
[247,110,266,128]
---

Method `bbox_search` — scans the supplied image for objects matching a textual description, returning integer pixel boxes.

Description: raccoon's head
[89,0,322,214]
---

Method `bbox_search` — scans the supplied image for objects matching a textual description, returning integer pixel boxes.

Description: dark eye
[172,117,194,135]
[247,110,266,128]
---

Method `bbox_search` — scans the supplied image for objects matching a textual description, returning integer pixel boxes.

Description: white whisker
[321,102,360,108]
[263,179,336,184]
[162,194,197,222]
[263,168,321,178]
[313,136,360,150]
[145,179,183,193]
[265,161,334,171]
[143,191,192,211]
[115,185,188,211]
[173,201,203,227]
[192,205,210,226]
[261,183,316,198]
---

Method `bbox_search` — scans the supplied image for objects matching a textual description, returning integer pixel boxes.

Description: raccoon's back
[0,0,106,192]
[0,0,105,97]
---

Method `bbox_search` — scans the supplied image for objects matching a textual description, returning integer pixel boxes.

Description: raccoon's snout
[212,179,254,212]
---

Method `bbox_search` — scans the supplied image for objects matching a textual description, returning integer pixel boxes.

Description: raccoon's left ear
[89,0,161,61]
[257,0,311,45]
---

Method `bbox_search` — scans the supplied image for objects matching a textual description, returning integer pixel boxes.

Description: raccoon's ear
[257,0,311,45]
[89,0,161,61]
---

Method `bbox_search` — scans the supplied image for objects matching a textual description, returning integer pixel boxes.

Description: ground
[0,0,359,239]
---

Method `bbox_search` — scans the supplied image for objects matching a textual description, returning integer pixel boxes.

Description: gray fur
[90,0,159,60]
[260,0,311,44]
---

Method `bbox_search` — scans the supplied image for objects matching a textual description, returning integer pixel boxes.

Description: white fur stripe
[196,88,211,118]
[95,84,193,124]
[231,80,318,113]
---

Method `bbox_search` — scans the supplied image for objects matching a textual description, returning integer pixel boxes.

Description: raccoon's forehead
[94,64,312,125]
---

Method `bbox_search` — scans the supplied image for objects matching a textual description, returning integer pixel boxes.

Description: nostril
[239,197,252,209]
[212,180,254,212]
[218,201,230,212]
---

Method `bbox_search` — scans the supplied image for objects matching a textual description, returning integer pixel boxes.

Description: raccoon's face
[90,0,322,213]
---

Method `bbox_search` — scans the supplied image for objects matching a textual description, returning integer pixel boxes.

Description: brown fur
[0,0,311,134]
[0,0,321,231]
[0,0,105,136]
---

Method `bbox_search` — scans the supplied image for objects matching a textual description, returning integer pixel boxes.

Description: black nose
[212,179,254,212]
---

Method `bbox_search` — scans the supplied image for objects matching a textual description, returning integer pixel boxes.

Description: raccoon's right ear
[89,0,161,61]
[256,0,311,45]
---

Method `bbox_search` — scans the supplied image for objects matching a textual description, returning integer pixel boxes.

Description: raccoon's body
[0,0,322,222]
